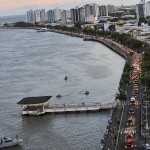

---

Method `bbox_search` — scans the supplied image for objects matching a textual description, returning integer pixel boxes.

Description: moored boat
[36,28,47,32]
[0,136,23,149]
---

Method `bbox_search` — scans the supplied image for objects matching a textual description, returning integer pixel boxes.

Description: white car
[143,143,150,150]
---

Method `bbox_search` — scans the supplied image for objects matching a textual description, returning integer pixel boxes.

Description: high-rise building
[47,10,53,23]
[107,4,115,15]
[26,9,34,23]
[84,4,92,17]
[61,10,67,25]
[136,4,145,20]
[145,1,150,17]
[78,7,85,22]
[140,0,146,4]
[53,8,61,22]
[66,10,71,19]
[40,9,46,22]
[34,9,41,22]
[99,5,108,17]
[47,8,61,23]
[84,3,99,21]
[70,8,79,23]
[84,4,99,18]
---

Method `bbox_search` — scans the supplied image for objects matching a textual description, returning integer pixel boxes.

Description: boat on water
[0,136,23,149]
[64,76,68,81]
[36,28,48,32]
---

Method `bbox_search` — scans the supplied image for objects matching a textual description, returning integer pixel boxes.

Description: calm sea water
[0,29,125,150]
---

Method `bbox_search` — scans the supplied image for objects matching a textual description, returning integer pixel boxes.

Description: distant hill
[0,14,26,25]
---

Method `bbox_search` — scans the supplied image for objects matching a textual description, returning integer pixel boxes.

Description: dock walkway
[45,102,117,114]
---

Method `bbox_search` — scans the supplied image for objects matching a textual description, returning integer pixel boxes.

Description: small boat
[84,91,89,95]
[36,28,47,32]
[64,76,68,81]
[0,136,23,149]
[56,94,62,98]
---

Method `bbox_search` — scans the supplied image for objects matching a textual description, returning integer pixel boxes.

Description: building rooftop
[17,96,52,105]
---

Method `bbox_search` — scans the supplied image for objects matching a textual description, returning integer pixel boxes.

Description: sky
[0,0,140,17]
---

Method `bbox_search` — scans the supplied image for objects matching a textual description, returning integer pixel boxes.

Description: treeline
[4,21,35,28]
[14,22,35,27]
[83,28,148,52]
[47,24,82,33]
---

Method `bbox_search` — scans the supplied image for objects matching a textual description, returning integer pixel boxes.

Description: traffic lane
[117,84,133,149]
[117,81,141,149]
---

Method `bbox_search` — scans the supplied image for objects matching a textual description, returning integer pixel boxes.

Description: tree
[109,25,115,31]
[74,22,82,30]
[115,91,126,101]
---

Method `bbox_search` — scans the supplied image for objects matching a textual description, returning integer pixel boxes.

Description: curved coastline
[84,38,127,60]
[48,29,129,60]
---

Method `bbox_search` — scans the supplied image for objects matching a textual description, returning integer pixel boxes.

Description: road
[116,53,143,150]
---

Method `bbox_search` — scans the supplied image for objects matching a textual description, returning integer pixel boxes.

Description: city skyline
[0,0,140,17]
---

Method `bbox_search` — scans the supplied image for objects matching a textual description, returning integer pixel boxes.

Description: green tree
[115,91,126,101]
[109,25,115,31]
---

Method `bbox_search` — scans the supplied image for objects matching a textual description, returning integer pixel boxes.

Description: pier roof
[17,96,52,105]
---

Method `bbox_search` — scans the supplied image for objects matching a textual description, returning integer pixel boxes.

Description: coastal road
[116,54,142,150]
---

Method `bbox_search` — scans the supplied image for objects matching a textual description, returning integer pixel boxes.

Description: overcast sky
[0,0,141,17]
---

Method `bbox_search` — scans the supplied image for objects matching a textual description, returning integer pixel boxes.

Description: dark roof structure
[17,96,52,105]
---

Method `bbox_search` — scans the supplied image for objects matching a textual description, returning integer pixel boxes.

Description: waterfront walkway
[20,101,118,115]
[45,102,118,114]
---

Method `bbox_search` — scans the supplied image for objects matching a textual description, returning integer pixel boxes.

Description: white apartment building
[78,7,85,22]
[40,9,46,22]
[145,1,150,17]
[99,5,108,17]
[61,10,67,25]
[26,9,34,23]
[34,10,41,22]
[84,3,99,19]
[47,8,61,23]
[107,4,115,15]
[70,8,79,23]
[53,8,61,22]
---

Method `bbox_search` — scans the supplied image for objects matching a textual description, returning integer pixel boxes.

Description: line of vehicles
[124,53,142,149]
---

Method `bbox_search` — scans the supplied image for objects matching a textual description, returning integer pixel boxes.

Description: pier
[17,96,118,115]
[45,102,117,114]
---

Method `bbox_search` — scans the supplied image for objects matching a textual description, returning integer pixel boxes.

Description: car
[127,116,133,126]
[124,135,135,149]
[133,80,138,84]
[131,97,135,101]
[129,109,134,115]
[132,94,137,98]
[133,90,138,94]
[143,143,150,150]
[134,86,138,90]
[130,100,137,105]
